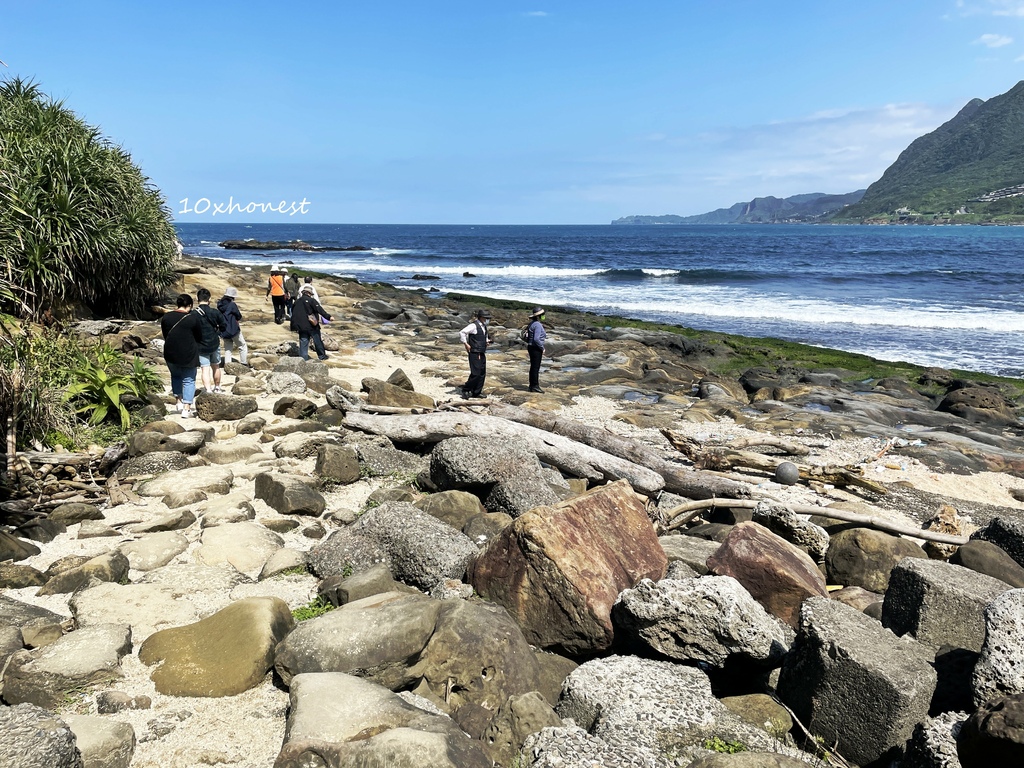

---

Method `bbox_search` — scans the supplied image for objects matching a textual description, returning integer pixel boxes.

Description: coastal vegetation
[0,77,179,320]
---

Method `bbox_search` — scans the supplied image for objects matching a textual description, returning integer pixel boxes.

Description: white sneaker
[174,400,183,413]
[181,407,194,419]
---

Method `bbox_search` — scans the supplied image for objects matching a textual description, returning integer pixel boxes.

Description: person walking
[266,265,288,324]
[301,275,320,302]
[284,270,301,320]
[160,293,204,418]
[193,288,227,393]
[217,286,247,367]
[291,284,332,360]
[525,307,547,393]
[459,309,491,398]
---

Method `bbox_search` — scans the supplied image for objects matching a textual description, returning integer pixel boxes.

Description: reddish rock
[707,521,828,628]
[467,479,666,654]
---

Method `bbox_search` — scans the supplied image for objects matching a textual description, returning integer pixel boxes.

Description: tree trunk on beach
[485,402,752,500]
[343,410,666,496]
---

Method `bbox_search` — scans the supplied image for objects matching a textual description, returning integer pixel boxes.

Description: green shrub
[292,596,335,622]
[0,77,179,319]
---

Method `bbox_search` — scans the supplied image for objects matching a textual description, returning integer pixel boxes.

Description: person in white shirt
[458,309,492,398]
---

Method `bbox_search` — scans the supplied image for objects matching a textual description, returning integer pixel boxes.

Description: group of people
[163,267,544,417]
[160,287,246,419]
[459,305,547,398]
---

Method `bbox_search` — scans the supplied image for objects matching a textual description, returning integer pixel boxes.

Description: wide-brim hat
[530,307,545,317]
[223,287,238,298]
[300,285,314,293]
[475,309,492,319]
[270,264,281,271]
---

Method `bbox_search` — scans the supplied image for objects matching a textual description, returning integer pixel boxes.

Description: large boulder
[194,521,284,576]
[194,391,258,421]
[0,703,83,768]
[972,588,1024,706]
[971,517,1024,569]
[468,480,667,654]
[484,475,564,519]
[612,576,789,668]
[825,527,928,592]
[314,444,361,484]
[430,436,542,490]
[275,672,490,768]
[117,531,188,571]
[480,691,562,766]
[957,694,1024,768]
[37,550,130,596]
[349,501,478,591]
[952,540,1024,588]
[903,711,966,768]
[707,522,828,629]
[63,714,135,768]
[136,465,233,500]
[2,624,133,709]
[658,534,720,574]
[938,386,1018,425]
[751,501,829,561]
[139,597,294,697]
[557,655,808,766]
[521,724,658,768]
[414,490,487,530]
[362,377,435,408]
[882,557,1009,652]
[69,581,202,642]
[254,472,326,517]
[777,597,937,766]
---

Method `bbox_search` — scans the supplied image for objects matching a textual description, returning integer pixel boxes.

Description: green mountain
[612,190,865,225]
[838,80,1024,223]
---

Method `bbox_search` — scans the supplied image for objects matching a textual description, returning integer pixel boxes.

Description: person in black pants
[459,309,491,398]
[525,306,547,393]
[290,284,333,360]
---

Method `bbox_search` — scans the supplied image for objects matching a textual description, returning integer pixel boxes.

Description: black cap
[476,309,491,319]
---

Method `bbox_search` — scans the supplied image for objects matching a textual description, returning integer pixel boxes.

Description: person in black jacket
[459,309,492,398]
[217,286,247,366]
[291,284,333,360]
[193,288,227,393]
[160,293,204,418]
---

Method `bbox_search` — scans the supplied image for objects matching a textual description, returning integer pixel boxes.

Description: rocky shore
[2,255,1024,768]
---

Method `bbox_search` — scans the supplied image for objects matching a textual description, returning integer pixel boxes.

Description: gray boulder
[414,490,487,530]
[254,472,326,516]
[136,465,233,500]
[686,756,815,768]
[275,672,490,768]
[0,703,83,768]
[3,624,133,709]
[113,451,189,479]
[613,576,789,668]
[883,557,1009,652]
[480,691,562,766]
[777,597,937,766]
[751,501,829,561]
[63,714,135,768]
[557,655,808,766]
[954,538,1024,587]
[117,531,188,571]
[307,528,389,580]
[351,501,478,590]
[658,534,721,574]
[825,527,928,592]
[193,391,258,421]
[970,517,1024,568]
[314,444,361,484]
[430,436,542,490]
[521,724,658,768]
[972,588,1024,706]
[37,551,130,596]
[484,475,563,518]
[267,371,306,394]
[902,711,966,768]
[318,563,401,606]
[272,430,342,459]
[353,434,428,477]
[194,521,284,576]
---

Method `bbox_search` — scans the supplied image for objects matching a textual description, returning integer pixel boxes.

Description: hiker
[194,288,227,393]
[160,293,204,418]
[302,275,320,302]
[217,286,247,367]
[525,306,547,393]
[266,265,288,324]
[291,283,333,360]
[459,309,492,398]
[284,270,301,319]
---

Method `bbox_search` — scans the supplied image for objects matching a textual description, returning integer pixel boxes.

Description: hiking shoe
[181,408,194,419]
[529,387,544,393]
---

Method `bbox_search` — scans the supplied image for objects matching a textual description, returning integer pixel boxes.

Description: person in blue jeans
[160,294,204,418]
[290,284,332,360]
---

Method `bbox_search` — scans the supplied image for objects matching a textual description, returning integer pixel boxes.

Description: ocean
[174,223,1024,377]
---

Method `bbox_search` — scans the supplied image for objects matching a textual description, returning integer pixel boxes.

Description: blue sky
[2,1,1023,223]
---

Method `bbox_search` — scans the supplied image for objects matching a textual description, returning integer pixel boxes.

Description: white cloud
[975,33,1014,46]
[524,11,549,17]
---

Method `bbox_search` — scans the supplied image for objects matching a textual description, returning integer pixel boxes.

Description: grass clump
[291,596,335,622]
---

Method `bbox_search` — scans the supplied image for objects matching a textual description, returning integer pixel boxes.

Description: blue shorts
[199,347,221,367]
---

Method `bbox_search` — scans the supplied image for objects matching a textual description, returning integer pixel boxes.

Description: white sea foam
[640,268,682,277]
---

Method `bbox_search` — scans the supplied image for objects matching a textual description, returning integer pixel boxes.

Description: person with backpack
[284,270,301,320]
[193,287,227,393]
[217,286,247,367]
[291,283,333,360]
[160,293,204,418]
[459,309,492,398]
[524,307,547,393]
[266,265,288,324]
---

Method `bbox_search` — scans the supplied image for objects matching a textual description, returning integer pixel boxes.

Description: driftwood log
[662,498,969,546]
[663,432,886,496]
[485,402,752,500]
[342,411,666,496]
